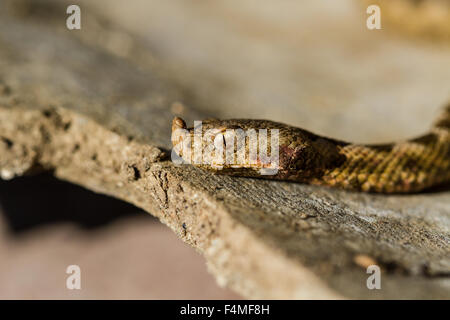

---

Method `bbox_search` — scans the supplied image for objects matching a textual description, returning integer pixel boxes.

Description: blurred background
[0,174,239,299]
[86,0,450,143]
[1,0,449,299]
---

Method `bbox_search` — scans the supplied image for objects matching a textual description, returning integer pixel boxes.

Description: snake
[171,105,450,193]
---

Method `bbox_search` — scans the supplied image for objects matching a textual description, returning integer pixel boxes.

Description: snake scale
[171,105,450,193]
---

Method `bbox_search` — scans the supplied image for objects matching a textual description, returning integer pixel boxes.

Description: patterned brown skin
[171,105,450,193]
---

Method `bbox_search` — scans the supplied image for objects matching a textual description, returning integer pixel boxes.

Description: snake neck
[314,107,450,193]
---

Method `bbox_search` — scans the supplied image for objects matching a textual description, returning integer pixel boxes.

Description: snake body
[171,105,450,193]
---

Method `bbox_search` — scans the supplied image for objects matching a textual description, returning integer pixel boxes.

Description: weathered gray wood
[0,0,448,299]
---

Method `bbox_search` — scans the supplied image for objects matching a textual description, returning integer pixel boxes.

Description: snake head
[171,117,344,179]
[171,117,283,175]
